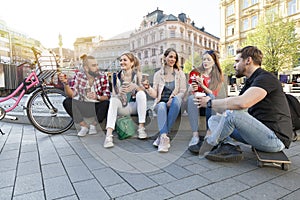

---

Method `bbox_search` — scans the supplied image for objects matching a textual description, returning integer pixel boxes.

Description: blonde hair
[121,52,141,72]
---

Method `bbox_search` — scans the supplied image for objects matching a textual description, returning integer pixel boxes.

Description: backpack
[285,94,300,134]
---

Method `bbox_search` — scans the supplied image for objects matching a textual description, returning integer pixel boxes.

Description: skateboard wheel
[282,163,290,171]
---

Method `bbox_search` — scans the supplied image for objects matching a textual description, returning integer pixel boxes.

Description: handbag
[115,115,137,140]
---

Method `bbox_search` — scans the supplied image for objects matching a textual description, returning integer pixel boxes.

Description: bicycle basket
[36,50,58,82]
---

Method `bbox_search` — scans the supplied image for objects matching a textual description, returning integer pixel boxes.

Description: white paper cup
[194,92,206,98]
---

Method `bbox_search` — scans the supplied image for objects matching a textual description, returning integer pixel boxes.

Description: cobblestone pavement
[0,121,300,200]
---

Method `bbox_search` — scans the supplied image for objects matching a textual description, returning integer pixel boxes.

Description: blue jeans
[187,94,214,132]
[208,110,285,152]
[154,96,182,134]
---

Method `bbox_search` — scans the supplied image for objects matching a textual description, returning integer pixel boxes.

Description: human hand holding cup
[193,92,206,108]
[120,81,130,94]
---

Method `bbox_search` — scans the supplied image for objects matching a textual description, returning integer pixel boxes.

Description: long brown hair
[198,50,223,91]
[163,48,179,70]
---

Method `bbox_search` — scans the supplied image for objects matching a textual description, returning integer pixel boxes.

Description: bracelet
[63,82,69,86]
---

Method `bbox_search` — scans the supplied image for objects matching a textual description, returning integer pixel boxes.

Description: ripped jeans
[208,110,285,152]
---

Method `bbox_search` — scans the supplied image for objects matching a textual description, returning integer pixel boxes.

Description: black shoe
[198,139,215,158]
[188,136,213,155]
[188,140,203,154]
[205,143,244,162]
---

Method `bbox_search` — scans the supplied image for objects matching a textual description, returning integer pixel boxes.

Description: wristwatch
[207,99,212,108]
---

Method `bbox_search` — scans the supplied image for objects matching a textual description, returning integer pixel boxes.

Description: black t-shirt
[239,68,293,148]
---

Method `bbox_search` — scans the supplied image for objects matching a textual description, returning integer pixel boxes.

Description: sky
[0,0,220,50]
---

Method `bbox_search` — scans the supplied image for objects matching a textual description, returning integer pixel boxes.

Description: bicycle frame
[0,71,40,113]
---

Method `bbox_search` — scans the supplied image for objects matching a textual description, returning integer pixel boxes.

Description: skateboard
[253,148,291,171]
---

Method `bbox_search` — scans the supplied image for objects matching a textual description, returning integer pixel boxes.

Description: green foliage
[243,14,300,74]
[183,52,202,74]
[221,57,235,76]
[141,65,155,76]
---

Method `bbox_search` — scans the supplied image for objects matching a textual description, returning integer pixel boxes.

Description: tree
[221,57,235,76]
[243,14,300,74]
[183,52,202,74]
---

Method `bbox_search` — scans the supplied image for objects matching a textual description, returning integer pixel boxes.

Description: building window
[181,45,184,52]
[288,0,296,16]
[138,53,141,60]
[251,15,258,28]
[251,0,258,4]
[160,32,164,40]
[160,46,163,54]
[243,18,249,31]
[227,45,235,56]
[266,6,277,20]
[243,0,248,8]
[170,30,175,38]
[137,39,141,47]
[151,35,155,43]
[152,48,156,56]
[226,4,234,17]
[144,36,148,45]
[144,50,148,58]
[227,24,234,36]
[171,44,176,49]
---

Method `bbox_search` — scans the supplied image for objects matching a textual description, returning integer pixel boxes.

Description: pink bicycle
[0,47,74,134]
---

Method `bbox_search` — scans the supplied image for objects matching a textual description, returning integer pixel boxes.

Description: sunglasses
[206,50,214,55]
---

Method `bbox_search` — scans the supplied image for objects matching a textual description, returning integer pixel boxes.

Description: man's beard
[88,70,99,77]
[235,69,243,78]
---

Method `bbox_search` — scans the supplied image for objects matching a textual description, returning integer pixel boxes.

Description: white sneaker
[188,135,199,147]
[137,127,147,139]
[77,126,88,137]
[104,135,114,148]
[153,136,160,147]
[88,125,97,135]
[158,135,170,153]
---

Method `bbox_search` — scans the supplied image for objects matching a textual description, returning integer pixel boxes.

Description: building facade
[220,0,300,60]
[0,19,44,65]
[129,8,220,71]
[73,35,102,67]
[88,8,220,72]
[91,31,133,71]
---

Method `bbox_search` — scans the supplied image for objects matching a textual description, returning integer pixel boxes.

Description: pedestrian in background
[59,54,110,137]
[187,50,223,153]
[143,48,186,152]
[104,52,148,148]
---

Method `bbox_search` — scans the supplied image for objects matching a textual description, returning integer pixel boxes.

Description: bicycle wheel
[27,87,74,134]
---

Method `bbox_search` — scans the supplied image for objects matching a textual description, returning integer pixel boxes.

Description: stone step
[1,111,207,132]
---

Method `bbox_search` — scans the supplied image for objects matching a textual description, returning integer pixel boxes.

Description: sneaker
[158,135,170,153]
[137,127,147,139]
[188,135,199,147]
[205,143,244,162]
[188,136,204,154]
[153,136,160,147]
[104,135,114,148]
[77,126,88,137]
[88,125,97,135]
[198,139,215,159]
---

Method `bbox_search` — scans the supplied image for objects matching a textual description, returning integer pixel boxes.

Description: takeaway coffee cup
[194,92,206,98]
